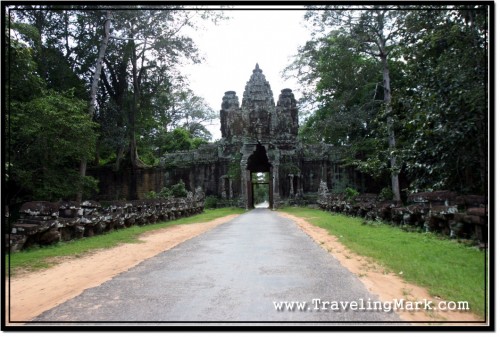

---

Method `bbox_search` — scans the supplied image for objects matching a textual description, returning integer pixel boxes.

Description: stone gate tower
[159,64,373,208]
[219,64,300,209]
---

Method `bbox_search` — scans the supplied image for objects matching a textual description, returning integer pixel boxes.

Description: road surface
[31,209,402,325]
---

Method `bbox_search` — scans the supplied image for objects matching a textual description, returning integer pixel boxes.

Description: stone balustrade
[318,187,487,247]
[6,190,205,252]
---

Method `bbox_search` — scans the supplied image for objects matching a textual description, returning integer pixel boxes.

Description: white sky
[182,9,312,140]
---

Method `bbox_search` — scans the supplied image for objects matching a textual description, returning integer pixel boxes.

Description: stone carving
[317,190,487,247]
[6,194,205,252]
[160,64,373,209]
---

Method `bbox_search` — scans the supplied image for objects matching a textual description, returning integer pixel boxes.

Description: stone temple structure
[161,64,372,209]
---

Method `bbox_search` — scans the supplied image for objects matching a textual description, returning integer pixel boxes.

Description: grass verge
[282,207,487,318]
[6,207,245,276]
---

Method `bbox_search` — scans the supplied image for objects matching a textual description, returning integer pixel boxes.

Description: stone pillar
[321,160,327,183]
[240,162,250,209]
[220,176,226,199]
[289,174,295,197]
[272,163,280,210]
[297,173,304,198]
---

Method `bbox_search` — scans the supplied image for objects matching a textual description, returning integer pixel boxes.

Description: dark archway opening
[246,143,272,209]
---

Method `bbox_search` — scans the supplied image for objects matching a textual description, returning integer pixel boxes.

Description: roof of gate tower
[241,63,275,108]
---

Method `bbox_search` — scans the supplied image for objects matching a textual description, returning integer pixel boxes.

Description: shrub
[144,191,158,199]
[204,195,219,209]
[345,187,359,200]
[379,187,393,201]
[170,180,188,198]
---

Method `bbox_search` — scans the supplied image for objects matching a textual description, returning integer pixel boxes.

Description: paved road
[32,209,402,324]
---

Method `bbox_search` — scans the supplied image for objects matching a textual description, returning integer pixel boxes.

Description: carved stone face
[248,109,270,139]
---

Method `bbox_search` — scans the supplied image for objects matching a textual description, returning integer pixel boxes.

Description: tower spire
[253,63,262,73]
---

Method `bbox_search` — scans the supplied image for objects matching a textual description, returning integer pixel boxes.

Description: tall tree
[96,9,206,172]
[7,6,226,202]
[396,6,488,193]
[301,6,407,200]
[77,9,112,202]
[6,16,98,202]
[290,5,488,196]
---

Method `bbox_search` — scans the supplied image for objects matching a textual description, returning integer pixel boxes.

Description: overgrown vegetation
[6,208,245,276]
[144,180,188,199]
[204,195,219,209]
[286,5,488,195]
[282,207,486,318]
[6,7,224,205]
[344,187,359,201]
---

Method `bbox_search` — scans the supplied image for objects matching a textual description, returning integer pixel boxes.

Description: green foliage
[253,184,269,205]
[344,187,359,200]
[282,207,486,317]
[154,127,210,158]
[378,187,393,201]
[144,191,158,199]
[160,128,196,153]
[252,172,270,204]
[396,8,487,194]
[290,32,383,147]
[90,10,219,168]
[7,14,97,202]
[288,6,488,195]
[8,87,98,201]
[204,195,219,209]
[148,180,189,199]
[280,162,301,175]
[10,7,222,176]
[170,180,188,198]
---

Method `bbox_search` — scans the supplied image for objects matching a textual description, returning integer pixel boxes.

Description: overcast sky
[182,9,312,140]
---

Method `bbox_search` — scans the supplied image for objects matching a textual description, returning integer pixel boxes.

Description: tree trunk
[381,53,401,202]
[129,31,147,170]
[77,10,112,202]
[130,38,140,169]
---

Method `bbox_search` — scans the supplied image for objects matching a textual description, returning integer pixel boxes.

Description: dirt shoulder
[6,214,240,323]
[278,211,486,326]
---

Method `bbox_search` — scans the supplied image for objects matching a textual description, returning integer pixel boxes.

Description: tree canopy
[286,5,489,197]
[6,5,223,204]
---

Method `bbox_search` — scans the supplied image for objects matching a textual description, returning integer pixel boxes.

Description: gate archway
[245,143,273,209]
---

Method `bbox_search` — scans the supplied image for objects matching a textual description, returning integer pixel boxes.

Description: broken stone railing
[317,186,487,247]
[6,191,205,252]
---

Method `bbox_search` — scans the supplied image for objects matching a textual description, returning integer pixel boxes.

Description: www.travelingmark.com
[273,298,470,313]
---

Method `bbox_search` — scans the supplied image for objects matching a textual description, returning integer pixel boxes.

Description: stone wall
[88,166,166,201]
[6,189,205,252]
[317,183,487,247]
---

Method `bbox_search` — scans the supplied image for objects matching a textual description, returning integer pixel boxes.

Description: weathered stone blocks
[318,187,488,246]
[6,192,205,252]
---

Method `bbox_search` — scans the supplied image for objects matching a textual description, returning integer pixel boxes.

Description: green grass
[6,208,245,276]
[282,207,487,318]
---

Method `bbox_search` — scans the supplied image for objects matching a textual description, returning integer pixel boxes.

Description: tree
[7,13,99,203]
[6,6,227,202]
[302,6,408,201]
[167,88,216,139]
[290,5,489,196]
[286,31,382,147]
[77,9,112,202]
[9,91,98,201]
[156,127,208,154]
[396,6,488,193]
[96,8,216,172]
